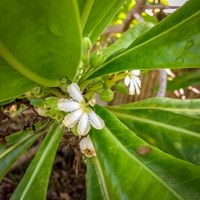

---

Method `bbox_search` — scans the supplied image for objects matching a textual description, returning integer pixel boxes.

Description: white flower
[79,135,96,157]
[57,83,104,136]
[124,70,141,95]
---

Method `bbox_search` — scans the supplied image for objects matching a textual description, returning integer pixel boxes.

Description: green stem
[0,42,60,87]
[48,88,67,98]
[81,0,94,31]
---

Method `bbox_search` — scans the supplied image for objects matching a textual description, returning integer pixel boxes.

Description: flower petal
[62,109,83,128]
[78,112,91,136]
[88,110,105,130]
[79,136,96,157]
[58,99,80,112]
[131,70,140,76]
[129,81,135,95]
[133,79,141,95]
[134,77,141,88]
[67,83,84,103]
[124,76,130,86]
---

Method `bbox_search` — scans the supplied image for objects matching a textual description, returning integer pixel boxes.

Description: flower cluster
[124,70,141,95]
[57,83,105,136]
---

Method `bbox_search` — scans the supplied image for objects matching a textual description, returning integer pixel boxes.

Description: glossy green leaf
[87,0,200,79]
[0,0,81,100]
[10,122,64,200]
[0,120,49,181]
[83,0,126,43]
[0,62,37,102]
[103,22,154,62]
[167,70,200,91]
[108,98,200,165]
[86,158,105,200]
[88,105,200,200]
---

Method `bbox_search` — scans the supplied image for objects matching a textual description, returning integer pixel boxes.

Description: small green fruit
[89,51,103,68]
[100,89,114,102]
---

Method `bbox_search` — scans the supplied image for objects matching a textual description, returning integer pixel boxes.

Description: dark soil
[0,105,86,200]
[0,145,86,200]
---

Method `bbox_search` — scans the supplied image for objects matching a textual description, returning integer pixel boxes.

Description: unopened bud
[82,37,92,63]
[100,89,114,102]
[89,51,103,68]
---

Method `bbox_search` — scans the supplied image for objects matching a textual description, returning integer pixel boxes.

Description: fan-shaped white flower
[57,83,104,136]
[79,135,96,157]
[124,70,141,95]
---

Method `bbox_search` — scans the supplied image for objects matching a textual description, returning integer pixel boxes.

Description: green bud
[89,51,103,68]
[100,89,114,102]
[82,37,92,63]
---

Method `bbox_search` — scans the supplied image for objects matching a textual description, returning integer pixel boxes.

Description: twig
[157,69,167,97]
[145,5,180,10]
[121,0,146,31]
[103,0,147,34]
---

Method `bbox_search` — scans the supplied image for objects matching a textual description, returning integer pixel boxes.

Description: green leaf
[88,105,200,200]
[108,97,200,165]
[167,70,200,91]
[86,158,106,200]
[0,120,49,181]
[10,122,64,200]
[87,0,200,79]
[103,22,154,62]
[83,0,126,43]
[0,62,36,102]
[0,0,81,99]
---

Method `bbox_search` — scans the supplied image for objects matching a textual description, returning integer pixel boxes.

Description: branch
[145,5,180,10]
[121,0,146,31]
[157,69,167,97]
[103,0,147,34]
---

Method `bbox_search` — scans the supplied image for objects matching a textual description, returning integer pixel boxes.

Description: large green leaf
[0,61,37,102]
[108,98,200,165]
[0,0,81,100]
[87,0,200,79]
[87,158,106,200]
[0,120,49,181]
[87,105,200,200]
[82,0,126,43]
[103,22,154,62]
[10,122,64,200]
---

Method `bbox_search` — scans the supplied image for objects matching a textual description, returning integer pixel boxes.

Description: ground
[0,106,86,200]
[0,144,86,200]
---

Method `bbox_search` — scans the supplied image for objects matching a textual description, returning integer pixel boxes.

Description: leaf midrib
[104,126,183,200]
[110,106,200,113]
[0,132,34,159]
[20,124,62,199]
[112,111,200,138]
[93,157,110,200]
[87,9,200,78]
[0,42,59,87]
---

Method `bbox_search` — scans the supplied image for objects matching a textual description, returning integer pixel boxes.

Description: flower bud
[82,37,92,63]
[100,88,114,102]
[89,51,103,68]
